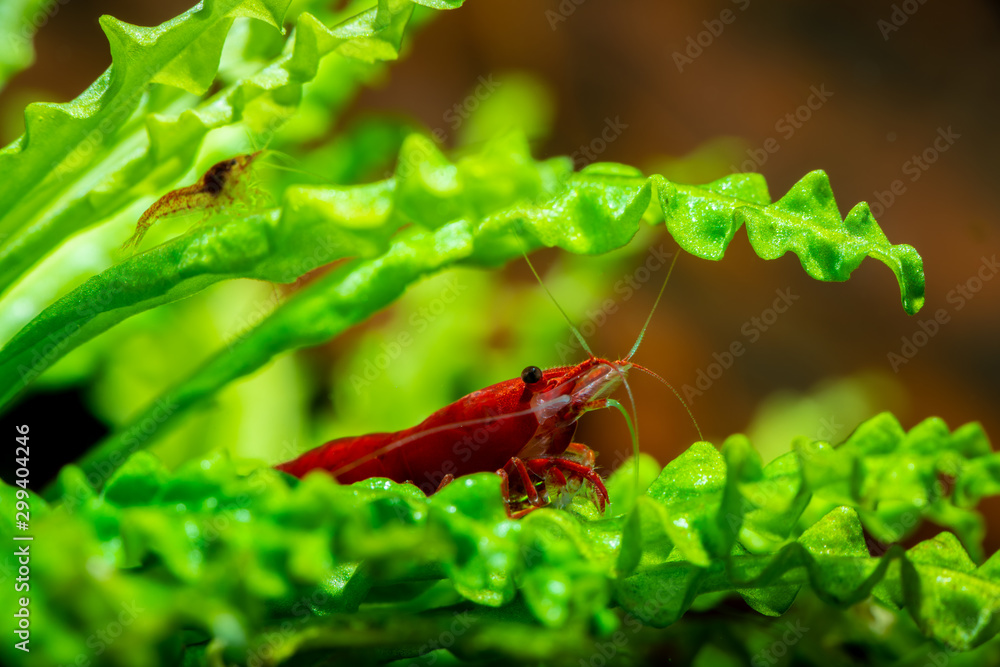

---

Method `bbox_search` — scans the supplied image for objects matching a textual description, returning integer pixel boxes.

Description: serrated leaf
[738,170,925,314]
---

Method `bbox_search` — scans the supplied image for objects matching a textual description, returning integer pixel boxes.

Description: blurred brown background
[4,0,999,543]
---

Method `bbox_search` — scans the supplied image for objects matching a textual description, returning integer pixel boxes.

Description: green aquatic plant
[5,415,1000,666]
[1,1,993,666]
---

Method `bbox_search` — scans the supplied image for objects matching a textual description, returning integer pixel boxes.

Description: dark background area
[2,0,999,546]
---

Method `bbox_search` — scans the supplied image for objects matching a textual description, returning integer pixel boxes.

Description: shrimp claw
[526,457,609,512]
[498,443,608,518]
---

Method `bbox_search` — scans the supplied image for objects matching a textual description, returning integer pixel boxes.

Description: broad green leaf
[800,413,1000,561]
[639,442,728,567]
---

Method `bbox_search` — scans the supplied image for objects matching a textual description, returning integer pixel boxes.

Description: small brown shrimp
[122,150,267,251]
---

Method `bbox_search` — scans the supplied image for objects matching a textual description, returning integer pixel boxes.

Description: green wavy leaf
[739,170,925,315]
[4,412,999,666]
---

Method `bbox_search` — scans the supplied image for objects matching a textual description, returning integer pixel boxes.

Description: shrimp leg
[498,442,608,518]
[497,457,547,513]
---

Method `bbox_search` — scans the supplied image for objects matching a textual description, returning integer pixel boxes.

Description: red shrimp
[276,253,699,517]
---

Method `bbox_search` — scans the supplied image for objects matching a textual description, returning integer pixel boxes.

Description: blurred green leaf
[0,0,53,90]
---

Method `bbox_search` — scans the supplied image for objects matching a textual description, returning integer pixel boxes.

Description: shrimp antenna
[245,125,276,153]
[242,140,321,180]
[258,157,328,181]
[629,362,704,442]
[242,128,320,179]
[620,247,703,443]
[624,249,680,362]
[512,225,595,359]
[611,369,642,489]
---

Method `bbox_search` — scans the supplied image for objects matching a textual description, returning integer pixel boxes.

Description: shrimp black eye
[521,365,543,385]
